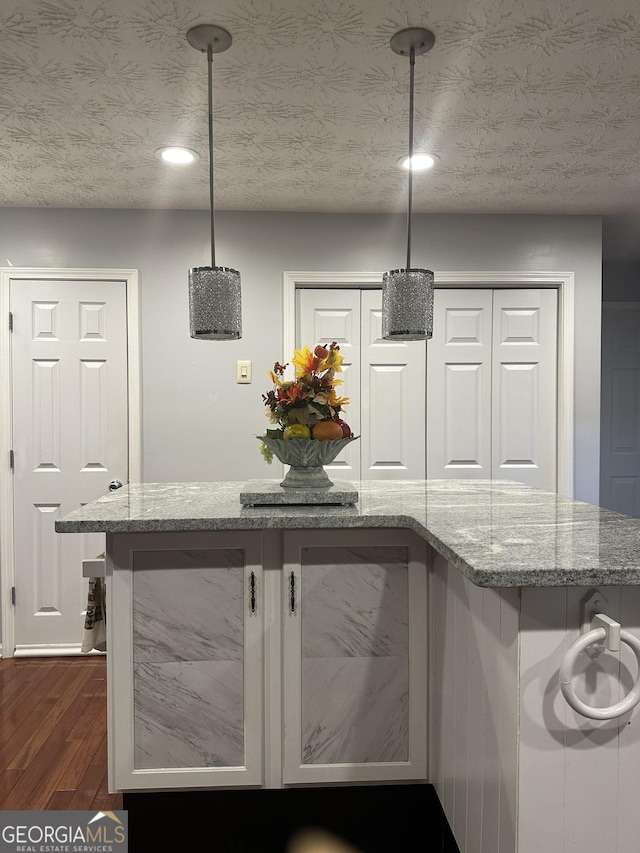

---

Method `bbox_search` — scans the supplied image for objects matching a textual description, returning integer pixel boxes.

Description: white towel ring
[560,627,640,720]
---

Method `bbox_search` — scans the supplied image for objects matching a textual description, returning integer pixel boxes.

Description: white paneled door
[297,285,558,491]
[427,288,558,490]
[600,303,640,517]
[10,279,129,655]
[425,289,494,478]
[297,289,426,480]
[297,289,361,478]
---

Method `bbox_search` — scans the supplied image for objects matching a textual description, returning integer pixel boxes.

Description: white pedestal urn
[257,435,359,489]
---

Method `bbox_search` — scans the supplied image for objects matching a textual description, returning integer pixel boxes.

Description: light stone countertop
[55,479,640,588]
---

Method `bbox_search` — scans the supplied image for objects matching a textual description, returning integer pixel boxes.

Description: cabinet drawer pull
[250,571,256,613]
[290,571,296,613]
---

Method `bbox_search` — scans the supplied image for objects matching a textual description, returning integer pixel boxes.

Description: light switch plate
[236,360,252,383]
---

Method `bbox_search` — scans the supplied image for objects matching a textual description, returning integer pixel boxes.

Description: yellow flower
[291,346,317,378]
[326,389,350,408]
[268,369,284,387]
[317,349,344,373]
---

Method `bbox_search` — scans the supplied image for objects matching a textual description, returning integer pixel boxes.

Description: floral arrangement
[260,342,353,463]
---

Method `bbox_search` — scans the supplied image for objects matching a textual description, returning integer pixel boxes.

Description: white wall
[0,209,602,503]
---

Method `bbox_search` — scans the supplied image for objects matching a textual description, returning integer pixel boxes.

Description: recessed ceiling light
[155,146,200,164]
[398,152,438,171]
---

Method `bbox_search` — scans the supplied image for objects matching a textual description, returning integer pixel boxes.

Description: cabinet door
[109,531,263,790]
[282,529,427,784]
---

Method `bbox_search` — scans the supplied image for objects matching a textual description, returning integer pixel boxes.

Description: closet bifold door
[109,530,264,791]
[282,528,427,785]
[427,287,558,491]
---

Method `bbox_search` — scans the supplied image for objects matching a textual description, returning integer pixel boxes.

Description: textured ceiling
[2,0,640,256]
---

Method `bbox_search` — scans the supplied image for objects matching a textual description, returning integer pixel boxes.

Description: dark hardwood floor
[0,655,122,810]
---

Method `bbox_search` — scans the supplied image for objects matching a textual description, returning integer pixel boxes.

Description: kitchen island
[56,479,640,853]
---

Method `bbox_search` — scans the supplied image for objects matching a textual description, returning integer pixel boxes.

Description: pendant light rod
[390,27,435,270]
[187,24,242,341]
[406,46,415,270]
[187,24,232,268]
[382,27,435,343]
[207,44,215,268]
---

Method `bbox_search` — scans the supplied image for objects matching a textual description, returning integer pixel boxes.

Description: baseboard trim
[14,644,106,658]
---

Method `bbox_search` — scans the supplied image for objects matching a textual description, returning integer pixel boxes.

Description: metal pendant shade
[382,28,435,341]
[382,268,434,341]
[187,24,242,340]
[189,265,241,339]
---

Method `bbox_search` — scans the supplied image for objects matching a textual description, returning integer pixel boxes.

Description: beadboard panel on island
[430,552,640,853]
[430,552,519,853]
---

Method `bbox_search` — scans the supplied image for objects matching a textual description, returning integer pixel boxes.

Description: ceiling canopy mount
[186,24,232,54]
[389,27,435,58]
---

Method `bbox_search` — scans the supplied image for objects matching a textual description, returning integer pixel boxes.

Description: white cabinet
[108,528,427,791]
[109,530,264,791]
[283,529,427,784]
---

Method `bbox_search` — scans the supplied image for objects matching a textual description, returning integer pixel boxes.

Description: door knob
[108,479,124,491]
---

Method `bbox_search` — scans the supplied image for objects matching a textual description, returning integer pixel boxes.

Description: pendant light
[382,28,435,341]
[187,24,242,340]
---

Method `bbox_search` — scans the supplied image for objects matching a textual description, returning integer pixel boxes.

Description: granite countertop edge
[54,480,640,589]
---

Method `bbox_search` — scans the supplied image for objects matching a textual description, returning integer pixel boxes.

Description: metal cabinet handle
[289,571,296,613]
[249,571,256,614]
[108,479,124,491]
